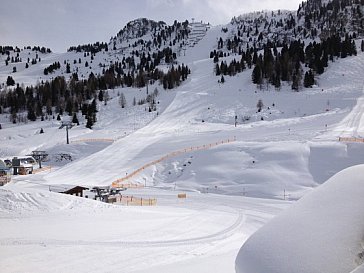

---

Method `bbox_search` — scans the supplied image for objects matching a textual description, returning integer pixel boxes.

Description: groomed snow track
[0,209,244,248]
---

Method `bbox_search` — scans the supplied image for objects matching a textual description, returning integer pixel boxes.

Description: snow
[0,185,287,273]
[0,16,364,273]
[235,164,364,273]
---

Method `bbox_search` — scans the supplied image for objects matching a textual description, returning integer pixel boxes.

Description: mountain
[0,0,364,272]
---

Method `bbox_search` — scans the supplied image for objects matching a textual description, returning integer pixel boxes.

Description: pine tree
[65,99,73,116]
[72,113,79,124]
[90,99,97,113]
[86,117,93,129]
[119,93,126,108]
[351,40,357,56]
[98,90,104,101]
[257,99,264,112]
[304,70,314,88]
[11,111,17,124]
[215,63,221,76]
[27,106,36,121]
[6,76,15,86]
[213,55,219,63]
[252,64,262,85]
[273,74,281,90]
[291,69,302,91]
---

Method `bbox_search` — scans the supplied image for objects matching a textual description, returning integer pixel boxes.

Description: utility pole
[66,125,69,144]
[145,74,150,95]
[59,121,73,144]
[283,189,289,200]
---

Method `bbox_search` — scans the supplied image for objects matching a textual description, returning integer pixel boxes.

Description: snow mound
[351,265,364,273]
[235,164,364,273]
[0,186,109,215]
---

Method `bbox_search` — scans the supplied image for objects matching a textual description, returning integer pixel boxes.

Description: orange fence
[113,183,144,189]
[178,193,187,199]
[339,137,364,143]
[108,195,157,206]
[32,165,52,174]
[71,138,114,144]
[111,137,237,188]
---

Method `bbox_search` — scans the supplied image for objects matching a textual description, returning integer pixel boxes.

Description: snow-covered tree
[119,93,126,108]
[257,99,264,112]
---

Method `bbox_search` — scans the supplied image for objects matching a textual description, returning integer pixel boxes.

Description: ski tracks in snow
[0,209,244,248]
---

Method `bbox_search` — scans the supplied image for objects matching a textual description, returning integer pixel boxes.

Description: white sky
[0,0,303,52]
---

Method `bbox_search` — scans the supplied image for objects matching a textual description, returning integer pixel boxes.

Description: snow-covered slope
[0,35,363,273]
[0,1,364,272]
[0,183,289,273]
[235,164,364,273]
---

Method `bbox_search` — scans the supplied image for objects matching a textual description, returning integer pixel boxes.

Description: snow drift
[235,164,364,273]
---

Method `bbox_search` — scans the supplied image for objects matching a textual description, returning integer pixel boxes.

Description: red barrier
[111,137,237,188]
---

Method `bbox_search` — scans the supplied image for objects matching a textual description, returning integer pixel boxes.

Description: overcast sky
[0,0,303,52]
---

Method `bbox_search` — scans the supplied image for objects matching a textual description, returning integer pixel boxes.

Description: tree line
[1,62,189,127]
[68,42,109,54]
[213,33,358,90]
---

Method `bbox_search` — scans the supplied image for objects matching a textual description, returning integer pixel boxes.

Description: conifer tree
[72,113,79,124]
[6,76,15,86]
[252,64,262,85]
[304,70,315,88]
[215,63,221,76]
[86,117,93,129]
[98,90,104,101]
[257,99,264,112]
[119,93,126,108]
[27,106,36,121]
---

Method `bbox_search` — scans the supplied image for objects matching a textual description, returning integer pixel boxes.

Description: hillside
[235,164,364,273]
[0,0,364,272]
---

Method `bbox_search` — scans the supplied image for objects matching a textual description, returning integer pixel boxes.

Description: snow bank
[235,164,364,273]
[351,265,364,273]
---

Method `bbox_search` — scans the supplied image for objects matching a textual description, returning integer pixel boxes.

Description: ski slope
[0,25,364,272]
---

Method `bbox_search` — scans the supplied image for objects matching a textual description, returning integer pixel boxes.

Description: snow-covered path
[0,186,287,273]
